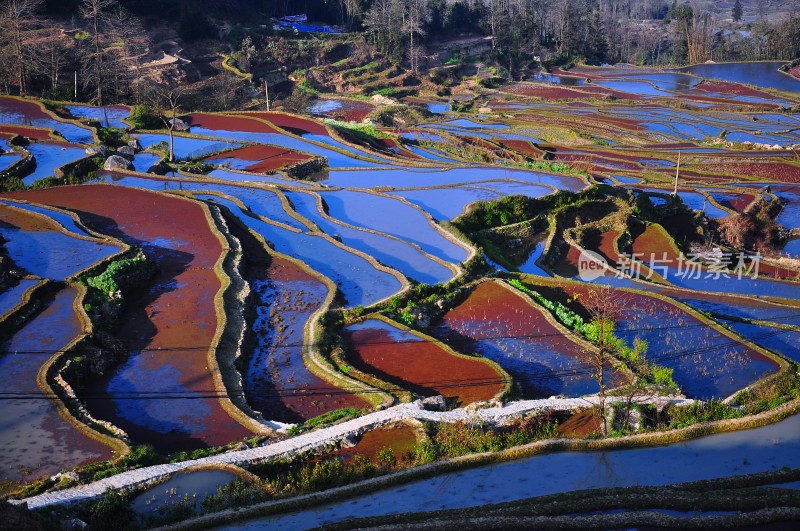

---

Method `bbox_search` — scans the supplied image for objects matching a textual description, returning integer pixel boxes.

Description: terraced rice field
[0,60,799,499]
[342,318,505,406]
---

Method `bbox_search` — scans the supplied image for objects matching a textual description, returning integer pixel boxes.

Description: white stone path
[16,395,693,510]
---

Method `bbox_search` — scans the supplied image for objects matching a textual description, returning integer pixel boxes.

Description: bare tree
[106,4,146,102]
[577,285,624,436]
[403,0,430,73]
[80,0,115,105]
[30,24,71,97]
[150,85,185,162]
[0,0,43,96]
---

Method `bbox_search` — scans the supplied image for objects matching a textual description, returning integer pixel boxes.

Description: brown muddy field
[331,424,418,464]
[342,318,504,406]
[3,185,253,452]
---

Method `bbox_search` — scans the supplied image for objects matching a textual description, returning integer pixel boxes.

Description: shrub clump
[86,254,151,298]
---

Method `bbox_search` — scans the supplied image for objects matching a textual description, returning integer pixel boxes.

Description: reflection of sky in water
[0,100,94,144]
[197,195,402,307]
[65,105,129,129]
[23,143,87,186]
[227,414,800,530]
[0,201,90,237]
[107,362,212,435]
[723,321,800,363]
[0,220,118,280]
[287,191,454,284]
[322,189,468,263]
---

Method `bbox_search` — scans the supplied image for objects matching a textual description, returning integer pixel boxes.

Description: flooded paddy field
[342,318,505,406]
[433,281,604,398]
[0,288,114,486]
[238,240,369,423]
[1,59,800,513]
[3,185,254,453]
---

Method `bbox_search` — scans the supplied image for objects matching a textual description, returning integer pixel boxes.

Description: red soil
[333,424,418,464]
[501,139,545,158]
[342,320,505,407]
[314,99,374,122]
[3,185,254,451]
[0,124,55,140]
[558,410,601,438]
[504,84,643,101]
[204,144,311,173]
[187,113,279,133]
[0,97,52,120]
[443,281,589,354]
[559,282,780,370]
[631,224,682,265]
[691,162,800,184]
[691,80,777,99]
[588,230,622,267]
[554,152,641,171]
[247,112,330,136]
[788,64,800,80]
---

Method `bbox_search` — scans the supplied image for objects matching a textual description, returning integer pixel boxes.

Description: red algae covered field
[187,112,280,133]
[342,318,505,406]
[433,281,603,398]
[332,424,419,464]
[204,144,311,173]
[3,185,253,452]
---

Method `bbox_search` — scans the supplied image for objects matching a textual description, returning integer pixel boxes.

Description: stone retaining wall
[15,394,693,510]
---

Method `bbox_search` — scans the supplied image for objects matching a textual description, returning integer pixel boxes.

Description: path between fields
[15,395,693,510]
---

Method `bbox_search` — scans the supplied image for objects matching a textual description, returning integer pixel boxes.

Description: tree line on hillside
[2,0,799,104]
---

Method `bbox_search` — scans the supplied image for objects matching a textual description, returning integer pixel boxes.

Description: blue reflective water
[0,151,22,172]
[189,127,388,168]
[723,321,800,363]
[321,190,469,264]
[0,201,91,237]
[132,152,162,172]
[388,187,502,221]
[22,143,87,186]
[0,99,94,144]
[675,62,800,93]
[0,205,119,280]
[131,469,241,517]
[222,413,800,530]
[321,167,587,192]
[286,191,454,285]
[0,278,39,316]
[194,195,403,307]
[784,239,800,258]
[133,133,240,160]
[101,174,309,231]
[64,105,129,129]
[517,241,549,277]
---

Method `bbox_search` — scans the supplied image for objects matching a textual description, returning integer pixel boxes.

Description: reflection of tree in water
[580,451,620,490]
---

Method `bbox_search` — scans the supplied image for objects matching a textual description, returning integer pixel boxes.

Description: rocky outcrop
[103,155,133,171]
